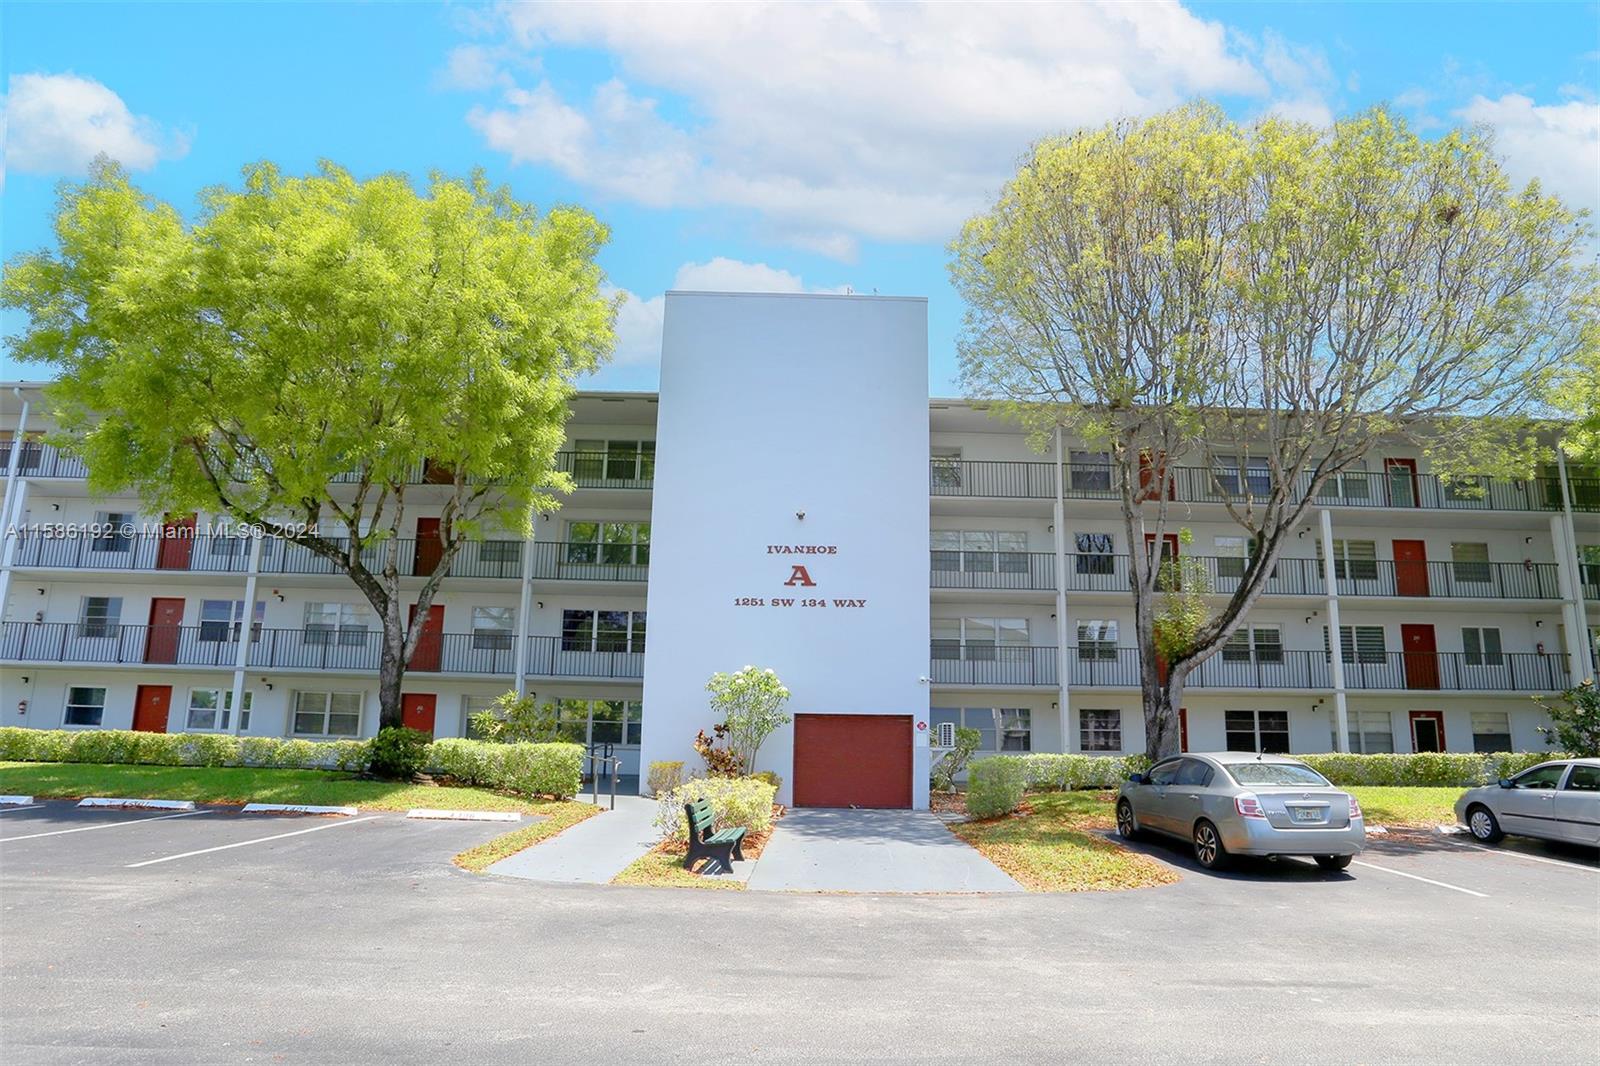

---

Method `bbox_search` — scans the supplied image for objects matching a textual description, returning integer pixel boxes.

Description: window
[1214,536,1248,580]
[462,695,501,739]
[478,540,522,566]
[561,609,647,653]
[1450,542,1491,584]
[934,617,1029,660]
[198,599,265,642]
[930,707,1030,752]
[572,439,654,482]
[553,698,644,747]
[471,606,515,650]
[1225,710,1289,753]
[1214,454,1271,496]
[1069,450,1111,492]
[1324,625,1387,664]
[1175,759,1213,786]
[1074,532,1115,575]
[1565,765,1600,792]
[91,511,134,552]
[185,688,253,731]
[1337,710,1394,753]
[1079,709,1122,752]
[292,691,363,737]
[64,686,106,727]
[931,530,1028,573]
[1222,626,1283,664]
[1076,620,1119,661]
[1471,711,1512,753]
[565,521,650,565]
[1321,462,1371,502]
[77,596,121,638]
[931,446,963,488]
[1317,539,1378,582]
[1510,764,1566,790]
[304,602,370,646]
[1147,759,1181,785]
[1578,545,1600,591]
[1462,627,1503,667]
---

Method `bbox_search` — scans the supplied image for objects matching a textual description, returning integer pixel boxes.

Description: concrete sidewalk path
[486,794,659,884]
[747,808,1024,893]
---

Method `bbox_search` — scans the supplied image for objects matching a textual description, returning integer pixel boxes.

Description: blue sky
[3,1,1597,395]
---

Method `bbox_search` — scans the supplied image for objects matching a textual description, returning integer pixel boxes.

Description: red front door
[156,514,196,570]
[1401,624,1439,690]
[1386,458,1419,507]
[414,518,443,576]
[1138,450,1174,501]
[1393,539,1430,596]
[407,603,445,672]
[1409,710,1446,752]
[132,684,172,733]
[1178,707,1189,753]
[144,597,185,664]
[402,693,438,736]
[793,714,912,808]
[1145,533,1181,591]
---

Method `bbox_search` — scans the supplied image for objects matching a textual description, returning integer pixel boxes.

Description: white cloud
[1456,93,1600,214]
[2,72,187,179]
[460,1,1283,258]
[598,257,844,387]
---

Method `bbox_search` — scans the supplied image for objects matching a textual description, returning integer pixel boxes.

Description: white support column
[1318,508,1351,752]
[1555,446,1595,681]
[0,479,30,624]
[0,390,30,542]
[1053,427,1071,753]
[512,514,537,697]
[1550,515,1587,687]
[229,530,264,736]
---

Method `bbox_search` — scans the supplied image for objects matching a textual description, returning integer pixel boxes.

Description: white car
[1454,758,1600,846]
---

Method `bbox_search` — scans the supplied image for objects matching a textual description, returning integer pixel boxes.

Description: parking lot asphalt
[1,800,1597,1065]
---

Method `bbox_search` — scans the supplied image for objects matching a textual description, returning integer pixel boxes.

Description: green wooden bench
[684,798,747,873]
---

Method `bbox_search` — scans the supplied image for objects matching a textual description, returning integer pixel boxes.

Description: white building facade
[1,291,1597,811]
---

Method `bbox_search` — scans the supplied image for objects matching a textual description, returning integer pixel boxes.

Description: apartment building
[1,292,1596,810]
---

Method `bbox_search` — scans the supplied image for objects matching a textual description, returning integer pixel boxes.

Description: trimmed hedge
[0,727,583,799]
[654,776,777,841]
[426,738,583,799]
[1003,752,1153,792]
[1294,751,1559,788]
[967,757,1028,818]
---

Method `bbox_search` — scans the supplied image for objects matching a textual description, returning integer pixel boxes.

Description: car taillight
[1348,795,1362,820]
[1235,793,1266,819]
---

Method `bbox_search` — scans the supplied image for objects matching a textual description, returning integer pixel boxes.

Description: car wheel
[1315,855,1352,872]
[1466,804,1504,843]
[1116,800,1140,840]
[1192,819,1229,870]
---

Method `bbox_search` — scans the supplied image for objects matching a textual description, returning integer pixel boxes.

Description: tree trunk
[377,597,407,730]
[1143,674,1183,761]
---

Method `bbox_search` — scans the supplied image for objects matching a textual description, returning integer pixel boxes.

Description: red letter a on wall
[784,564,817,587]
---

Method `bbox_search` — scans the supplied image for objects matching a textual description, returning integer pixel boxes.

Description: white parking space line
[124,816,380,868]
[1352,859,1488,897]
[0,804,45,814]
[0,809,215,842]
[1443,839,1600,873]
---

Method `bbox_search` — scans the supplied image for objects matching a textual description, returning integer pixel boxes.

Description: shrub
[0,727,374,775]
[693,722,745,776]
[1295,751,1562,788]
[467,691,562,744]
[1535,681,1600,757]
[750,770,782,793]
[967,757,1027,818]
[425,738,583,799]
[931,726,981,793]
[654,776,777,842]
[369,727,431,780]
[647,760,685,796]
[707,666,792,769]
[1005,752,1146,792]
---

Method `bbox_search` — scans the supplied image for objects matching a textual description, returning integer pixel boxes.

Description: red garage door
[793,714,913,809]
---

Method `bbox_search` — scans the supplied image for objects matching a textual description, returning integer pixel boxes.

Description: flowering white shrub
[654,775,777,842]
[706,665,792,771]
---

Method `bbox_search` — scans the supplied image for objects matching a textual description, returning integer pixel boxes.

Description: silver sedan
[1454,758,1600,846]
[1117,751,1366,871]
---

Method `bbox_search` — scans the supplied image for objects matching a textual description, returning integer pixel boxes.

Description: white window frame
[930,529,1029,574]
[1076,620,1119,661]
[1461,626,1504,667]
[77,595,122,638]
[560,608,647,653]
[1068,450,1112,492]
[1325,625,1387,664]
[290,690,364,738]
[1319,538,1378,582]
[304,602,371,647]
[1222,625,1283,664]
[552,697,644,748]
[929,707,1031,753]
[1073,532,1116,575]
[198,599,265,643]
[470,606,516,650]
[1470,711,1513,753]
[932,617,1030,660]
[1224,709,1290,753]
[1079,708,1122,752]
[91,510,134,553]
[1449,542,1492,584]
[63,685,107,728]
[565,520,651,565]
[185,687,254,732]
[572,439,655,482]
[1337,710,1394,754]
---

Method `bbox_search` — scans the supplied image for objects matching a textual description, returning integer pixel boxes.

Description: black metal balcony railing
[0,622,644,680]
[930,458,1600,513]
[9,534,649,583]
[927,645,1568,692]
[0,441,90,479]
[555,450,654,490]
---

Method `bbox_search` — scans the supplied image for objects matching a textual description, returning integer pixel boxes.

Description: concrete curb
[406,809,522,822]
[1,795,36,806]
[78,797,197,811]
[241,803,358,817]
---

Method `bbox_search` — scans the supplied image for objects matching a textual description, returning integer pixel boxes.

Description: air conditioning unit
[934,721,956,748]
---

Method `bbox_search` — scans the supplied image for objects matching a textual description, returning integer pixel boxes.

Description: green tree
[707,666,793,772]
[3,159,616,729]
[951,104,1596,760]
[1534,681,1600,757]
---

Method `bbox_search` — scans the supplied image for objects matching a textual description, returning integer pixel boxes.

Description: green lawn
[612,845,747,890]
[950,791,1181,892]
[0,761,555,814]
[1345,786,1461,827]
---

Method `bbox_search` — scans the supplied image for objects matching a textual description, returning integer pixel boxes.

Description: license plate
[1291,807,1324,823]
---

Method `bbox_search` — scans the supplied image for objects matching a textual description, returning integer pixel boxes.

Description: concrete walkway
[746,808,1024,893]
[486,795,659,884]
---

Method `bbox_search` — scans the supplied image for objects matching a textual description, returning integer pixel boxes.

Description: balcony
[931,551,1565,600]
[929,645,1568,692]
[930,459,1600,513]
[0,622,644,680]
[0,441,89,479]
[10,533,648,583]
